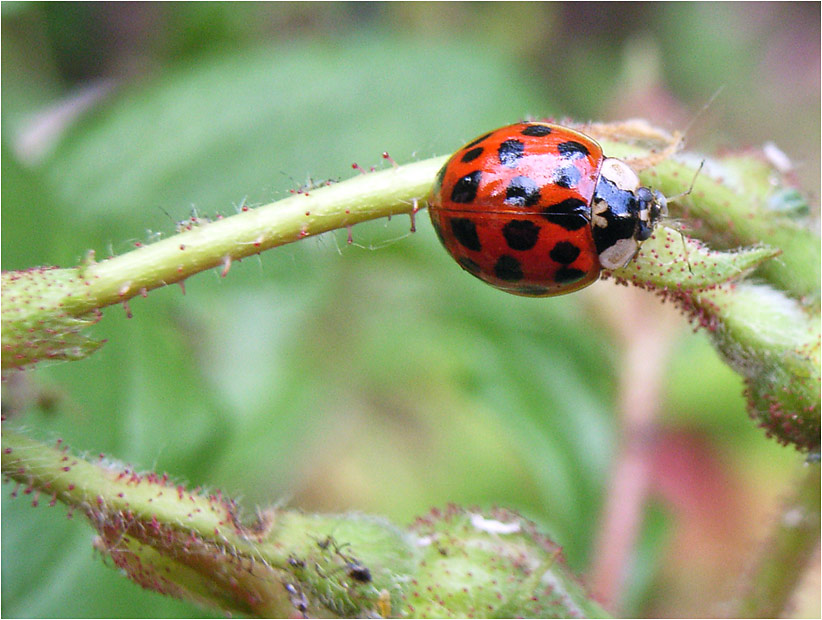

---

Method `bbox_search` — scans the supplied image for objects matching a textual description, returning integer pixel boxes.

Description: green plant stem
[1,428,249,549]
[735,465,821,618]
[4,137,819,449]
[1,156,444,370]
[1,429,606,618]
[599,134,820,302]
[0,428,409,616]
[70,156,445,315]
[649,157,820,302]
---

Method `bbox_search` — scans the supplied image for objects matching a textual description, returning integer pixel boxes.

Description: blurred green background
[2,3,819,618]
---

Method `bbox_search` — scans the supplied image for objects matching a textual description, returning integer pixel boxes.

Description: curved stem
[72,157,446,314]
[1,429,609,618]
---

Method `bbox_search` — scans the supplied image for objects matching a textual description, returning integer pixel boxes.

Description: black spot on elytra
[505,176,541,208]
[553,163,581,189]
[558,141,590,159]
[494,255,523,281]
[461,147,483,163]
[541,198,589,231]
[502,220,540,251]
[555,267,586,283]
[464,132,493,149]
[458,256,481,274]
[521,124,552,137]
[451,171,482,203]
[550,241,581,264]
[450,218,481,251]
[498,139,524,168]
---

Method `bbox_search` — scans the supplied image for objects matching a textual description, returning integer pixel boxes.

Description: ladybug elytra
[428,121,667,296]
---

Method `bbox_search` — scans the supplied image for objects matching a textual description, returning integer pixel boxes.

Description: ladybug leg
[679,227,694,274]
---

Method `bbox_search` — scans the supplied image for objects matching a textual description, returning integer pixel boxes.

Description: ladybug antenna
[664,160,704,276]
[682,85,726,137]
[666,159,705,203]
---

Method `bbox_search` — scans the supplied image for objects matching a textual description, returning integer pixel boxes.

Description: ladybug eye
[636,187,667,222]
[652,190,668,219]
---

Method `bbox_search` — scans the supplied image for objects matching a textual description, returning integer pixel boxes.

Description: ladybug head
[634,186,667,241]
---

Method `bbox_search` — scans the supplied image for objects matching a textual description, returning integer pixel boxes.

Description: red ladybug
[428,121,667,296]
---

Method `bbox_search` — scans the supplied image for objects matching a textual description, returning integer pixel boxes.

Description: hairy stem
[73,157,445,314]
[1,429,608,618]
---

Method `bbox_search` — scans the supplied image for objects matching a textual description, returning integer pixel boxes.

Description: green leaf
[615,225,780,292]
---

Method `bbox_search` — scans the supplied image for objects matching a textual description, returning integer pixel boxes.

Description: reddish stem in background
[588,287,682,611]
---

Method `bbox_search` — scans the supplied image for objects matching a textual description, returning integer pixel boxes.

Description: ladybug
[428,121,668,296]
